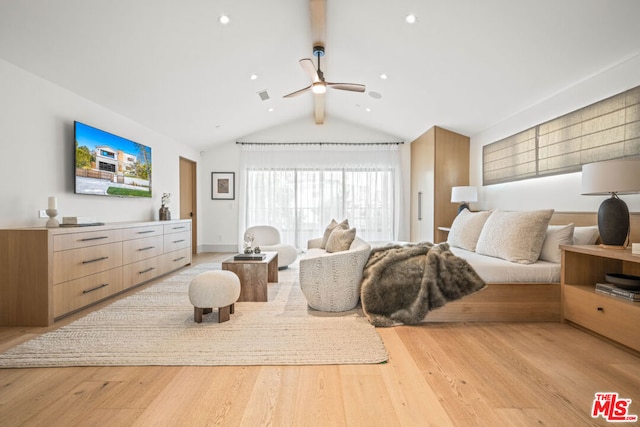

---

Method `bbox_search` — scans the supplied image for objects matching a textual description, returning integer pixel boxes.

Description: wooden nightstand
[560,244,640,353]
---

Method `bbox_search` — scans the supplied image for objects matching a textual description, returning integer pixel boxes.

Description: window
[483,85,640,185]
[240,144,401,249]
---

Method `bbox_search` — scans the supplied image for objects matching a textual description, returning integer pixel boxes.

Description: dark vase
[159,206,171,221]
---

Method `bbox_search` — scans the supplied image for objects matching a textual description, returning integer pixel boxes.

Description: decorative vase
[254,246,261,254]
[159,206,171,221]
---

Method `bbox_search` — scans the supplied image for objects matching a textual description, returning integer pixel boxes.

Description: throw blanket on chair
[361,242,487,326]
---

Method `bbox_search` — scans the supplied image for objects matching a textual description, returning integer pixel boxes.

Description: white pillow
[447,210,492,251]
[476,209,554,264]
[573,226,599,245]
[325,227,356,253]
[320,219,349,249]
[539,224,575,263]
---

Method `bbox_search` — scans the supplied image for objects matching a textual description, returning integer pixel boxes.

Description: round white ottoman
[188,270,241,323]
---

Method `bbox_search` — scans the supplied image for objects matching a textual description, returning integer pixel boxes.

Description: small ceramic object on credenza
[159,192,172,221]
[46,196,59,228]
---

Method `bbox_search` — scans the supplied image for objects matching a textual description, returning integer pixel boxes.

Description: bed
[420,212,640,322]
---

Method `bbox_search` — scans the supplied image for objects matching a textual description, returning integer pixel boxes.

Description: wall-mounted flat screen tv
[74,121,152,198]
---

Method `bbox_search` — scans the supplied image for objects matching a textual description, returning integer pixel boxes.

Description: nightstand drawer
[563,285,640,352]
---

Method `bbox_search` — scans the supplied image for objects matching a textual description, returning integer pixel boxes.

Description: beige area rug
[0,264,388,368]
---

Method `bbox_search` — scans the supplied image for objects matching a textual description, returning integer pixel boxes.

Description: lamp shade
[451,186,478,203]
[581,159,640,195]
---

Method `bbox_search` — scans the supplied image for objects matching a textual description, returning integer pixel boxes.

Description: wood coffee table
[221,252,278,302]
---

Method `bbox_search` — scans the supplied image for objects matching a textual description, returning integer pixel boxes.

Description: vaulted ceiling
[1,0,640,150]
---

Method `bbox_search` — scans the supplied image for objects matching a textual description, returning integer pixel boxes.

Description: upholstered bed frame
[424,212,640,322]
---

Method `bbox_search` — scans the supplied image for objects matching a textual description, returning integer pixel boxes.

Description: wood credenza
[0,220,192,326]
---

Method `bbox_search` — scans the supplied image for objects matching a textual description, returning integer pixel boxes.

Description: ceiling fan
[283,0,365,124]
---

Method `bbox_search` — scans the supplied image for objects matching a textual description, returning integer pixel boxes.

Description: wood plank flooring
[1,253,639,426]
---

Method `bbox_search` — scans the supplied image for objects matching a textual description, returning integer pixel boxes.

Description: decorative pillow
[476,209,554,264]
[447,210,493,251]
[321,219,349,249]
[325,227,356,253]
[539,224,575,263]
[573,226,599,245]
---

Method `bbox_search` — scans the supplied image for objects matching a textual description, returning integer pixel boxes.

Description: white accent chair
[244,225,297,269]
[299,236,372,312]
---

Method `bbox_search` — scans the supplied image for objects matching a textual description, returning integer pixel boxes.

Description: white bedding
[449,247,560,283]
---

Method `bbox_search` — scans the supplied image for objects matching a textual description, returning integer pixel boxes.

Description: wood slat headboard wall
[550,212,640,244]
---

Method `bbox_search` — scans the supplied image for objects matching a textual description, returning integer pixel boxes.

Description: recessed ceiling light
[379,73,388,80]
[250,74,258,80]
[268,108,274,112]
[405,14,417,24]
[365,107,371,112]
[218,15,230,24]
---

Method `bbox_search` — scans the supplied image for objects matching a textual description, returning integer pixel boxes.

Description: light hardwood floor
[1,253,639,426]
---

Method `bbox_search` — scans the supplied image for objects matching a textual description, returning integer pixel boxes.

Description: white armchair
[244,225,297,269]
[299,236,371,312]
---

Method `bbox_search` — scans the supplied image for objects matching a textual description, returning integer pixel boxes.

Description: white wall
[0,59,199,229]
[198,117,410,251]
[470,53,640,213]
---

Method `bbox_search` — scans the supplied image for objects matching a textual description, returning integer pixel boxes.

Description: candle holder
[46,208,59,228]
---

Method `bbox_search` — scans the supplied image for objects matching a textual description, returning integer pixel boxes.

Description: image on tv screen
[74,121,152,198]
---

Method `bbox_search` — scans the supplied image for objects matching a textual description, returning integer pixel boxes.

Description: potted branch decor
[159,193,171,221]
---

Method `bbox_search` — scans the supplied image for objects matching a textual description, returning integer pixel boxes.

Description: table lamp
[451,186,478,214]
[581,158,640,248]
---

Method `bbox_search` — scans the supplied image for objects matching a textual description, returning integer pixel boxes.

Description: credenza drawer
[53,242,123,284]
[122,235,164,263]
[121,224,164,241]
[53,268,123,318]
[163,230,191,253]
[53,229,123,251]
[162,247,192,274]
[563,285,640,352]
[164,222,191,234]
[123,257,162,288]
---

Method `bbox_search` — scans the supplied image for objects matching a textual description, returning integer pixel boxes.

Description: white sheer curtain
[238,143,402,250]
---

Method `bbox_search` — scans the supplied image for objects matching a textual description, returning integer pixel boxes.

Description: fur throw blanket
[360,242,487,326]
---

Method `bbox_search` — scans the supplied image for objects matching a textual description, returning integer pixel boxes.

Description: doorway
[179,156,197,254]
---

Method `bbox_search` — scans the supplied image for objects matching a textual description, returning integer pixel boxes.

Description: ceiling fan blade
[283,85,312,98]
[299,58,320,82]
[326,82,366,92]
[314,92,325,125]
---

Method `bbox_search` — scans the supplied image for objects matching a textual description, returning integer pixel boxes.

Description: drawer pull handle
[173,256,186,262]
[137,230,156,234]
[138,246,155,251]
[80,236,109,242]
[597,307,604,312]
[139,267,156,274]
[172,226,187,230]
[82,256,109,264]
[83,283,109,294]
[173,239,186,244]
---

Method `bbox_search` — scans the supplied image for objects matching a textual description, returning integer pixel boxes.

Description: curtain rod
[235,141,403,146]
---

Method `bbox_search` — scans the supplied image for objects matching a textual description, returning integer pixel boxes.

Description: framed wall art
[211,172,235,200]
